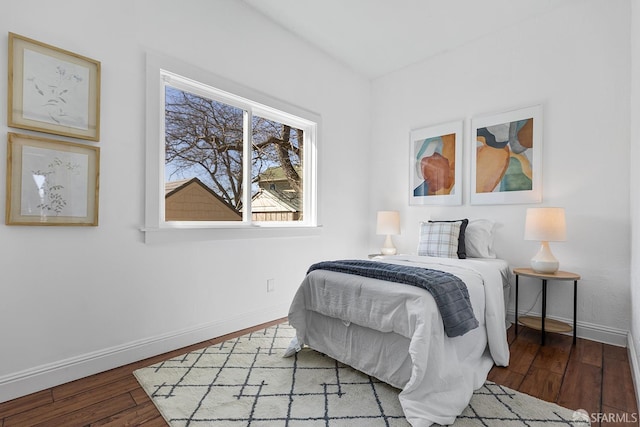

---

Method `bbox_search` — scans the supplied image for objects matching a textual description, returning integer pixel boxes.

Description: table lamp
[376,211,400,255]
[524,207,566,273]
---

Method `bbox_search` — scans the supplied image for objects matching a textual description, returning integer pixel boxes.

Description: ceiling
[243,0,567,79]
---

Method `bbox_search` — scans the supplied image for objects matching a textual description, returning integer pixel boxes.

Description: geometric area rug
[134,323,590,426]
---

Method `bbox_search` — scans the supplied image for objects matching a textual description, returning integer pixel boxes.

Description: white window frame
[143,53,320,242]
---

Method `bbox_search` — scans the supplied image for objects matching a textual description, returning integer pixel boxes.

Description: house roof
[165,178,192,195]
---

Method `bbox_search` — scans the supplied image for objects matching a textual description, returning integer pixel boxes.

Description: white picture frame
[409,120,463,206]
[470,105,542,205]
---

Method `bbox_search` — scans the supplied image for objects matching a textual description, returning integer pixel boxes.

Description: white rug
[134,323,589,426]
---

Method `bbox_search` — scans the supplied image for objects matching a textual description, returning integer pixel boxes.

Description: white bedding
[287,255,510,427]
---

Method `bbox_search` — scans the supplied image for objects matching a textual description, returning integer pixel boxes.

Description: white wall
[370,0,631,345]
[0,0,371,401]
[630,0,640,409]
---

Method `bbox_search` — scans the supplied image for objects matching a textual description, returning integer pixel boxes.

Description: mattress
[287,255,510,427]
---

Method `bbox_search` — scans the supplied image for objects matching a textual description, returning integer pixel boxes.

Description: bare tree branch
[165,87,302,210]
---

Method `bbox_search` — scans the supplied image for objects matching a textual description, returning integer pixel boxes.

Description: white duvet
[287,255,510,427]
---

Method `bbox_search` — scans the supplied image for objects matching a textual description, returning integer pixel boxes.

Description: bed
[286,253,511,427]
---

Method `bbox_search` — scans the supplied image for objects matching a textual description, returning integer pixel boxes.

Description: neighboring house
[165,178,241,221]
[255,165,301,192]
[251,188,302,221]
[251,166,302,221]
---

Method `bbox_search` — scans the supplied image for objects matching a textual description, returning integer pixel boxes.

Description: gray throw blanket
[307,260,479,337]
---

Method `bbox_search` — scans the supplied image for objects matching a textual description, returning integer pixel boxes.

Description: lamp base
[530,241,559,273]
[380,234,397,255]
[530,259,559,274]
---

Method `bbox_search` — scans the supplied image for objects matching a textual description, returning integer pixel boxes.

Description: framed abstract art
[470,105,542,205]
[409,120,463,205]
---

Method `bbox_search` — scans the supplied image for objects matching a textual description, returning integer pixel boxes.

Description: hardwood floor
[488,326,638,427]
[1,320,637,426]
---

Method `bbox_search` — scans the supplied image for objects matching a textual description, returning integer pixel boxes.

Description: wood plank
[89,399,160,426]
[557,359,601,414]
[539,330,573,351]
[52,366,130,401]
[139,416,169,426]
[603,344,628,361]
[0,390,52,419]
[518,366,564,402]
[518,326,544,343]
[531,335,572,375]
[5,376,139,427]
[487,367,525,390]
[602,349,638,413]
[557,337,602,413]
[531,345,570,375]
[505,338,539,375]
[33,393,136,427]
[130,387,154,405]
[570,337,603,368]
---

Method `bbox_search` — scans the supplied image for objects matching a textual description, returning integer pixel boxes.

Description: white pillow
[417,221,461,258]
[465,219,496,258]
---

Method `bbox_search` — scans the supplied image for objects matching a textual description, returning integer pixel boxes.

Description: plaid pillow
[417,221,462,258]
[428,219,468,258]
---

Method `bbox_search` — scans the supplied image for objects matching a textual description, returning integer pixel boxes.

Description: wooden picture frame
[470,105,542,205]
[409,120,463,205]
[8,32,101,141]
[6,132,100,226]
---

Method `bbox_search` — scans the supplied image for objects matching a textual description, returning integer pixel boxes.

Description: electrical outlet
[267,279,275,292]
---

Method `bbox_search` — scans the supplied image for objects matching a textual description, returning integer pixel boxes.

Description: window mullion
[243,109,252,223]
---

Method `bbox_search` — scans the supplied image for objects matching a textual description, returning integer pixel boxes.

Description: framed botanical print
[410,120,463,205]
[6,132,100,226]
[8,32,101,141]
[470,105,542,205]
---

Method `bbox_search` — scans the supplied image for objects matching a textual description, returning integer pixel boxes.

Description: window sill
[140,224,323,244]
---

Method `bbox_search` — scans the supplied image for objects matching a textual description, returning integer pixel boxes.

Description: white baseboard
[506,309,628,347]
[0,304,289,404]
[628,332,640,417]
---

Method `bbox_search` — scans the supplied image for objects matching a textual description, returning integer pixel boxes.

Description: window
[144,55,318,236]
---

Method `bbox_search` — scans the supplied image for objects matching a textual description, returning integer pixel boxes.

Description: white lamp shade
[524,208,566,242]
[376,211,400,235]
